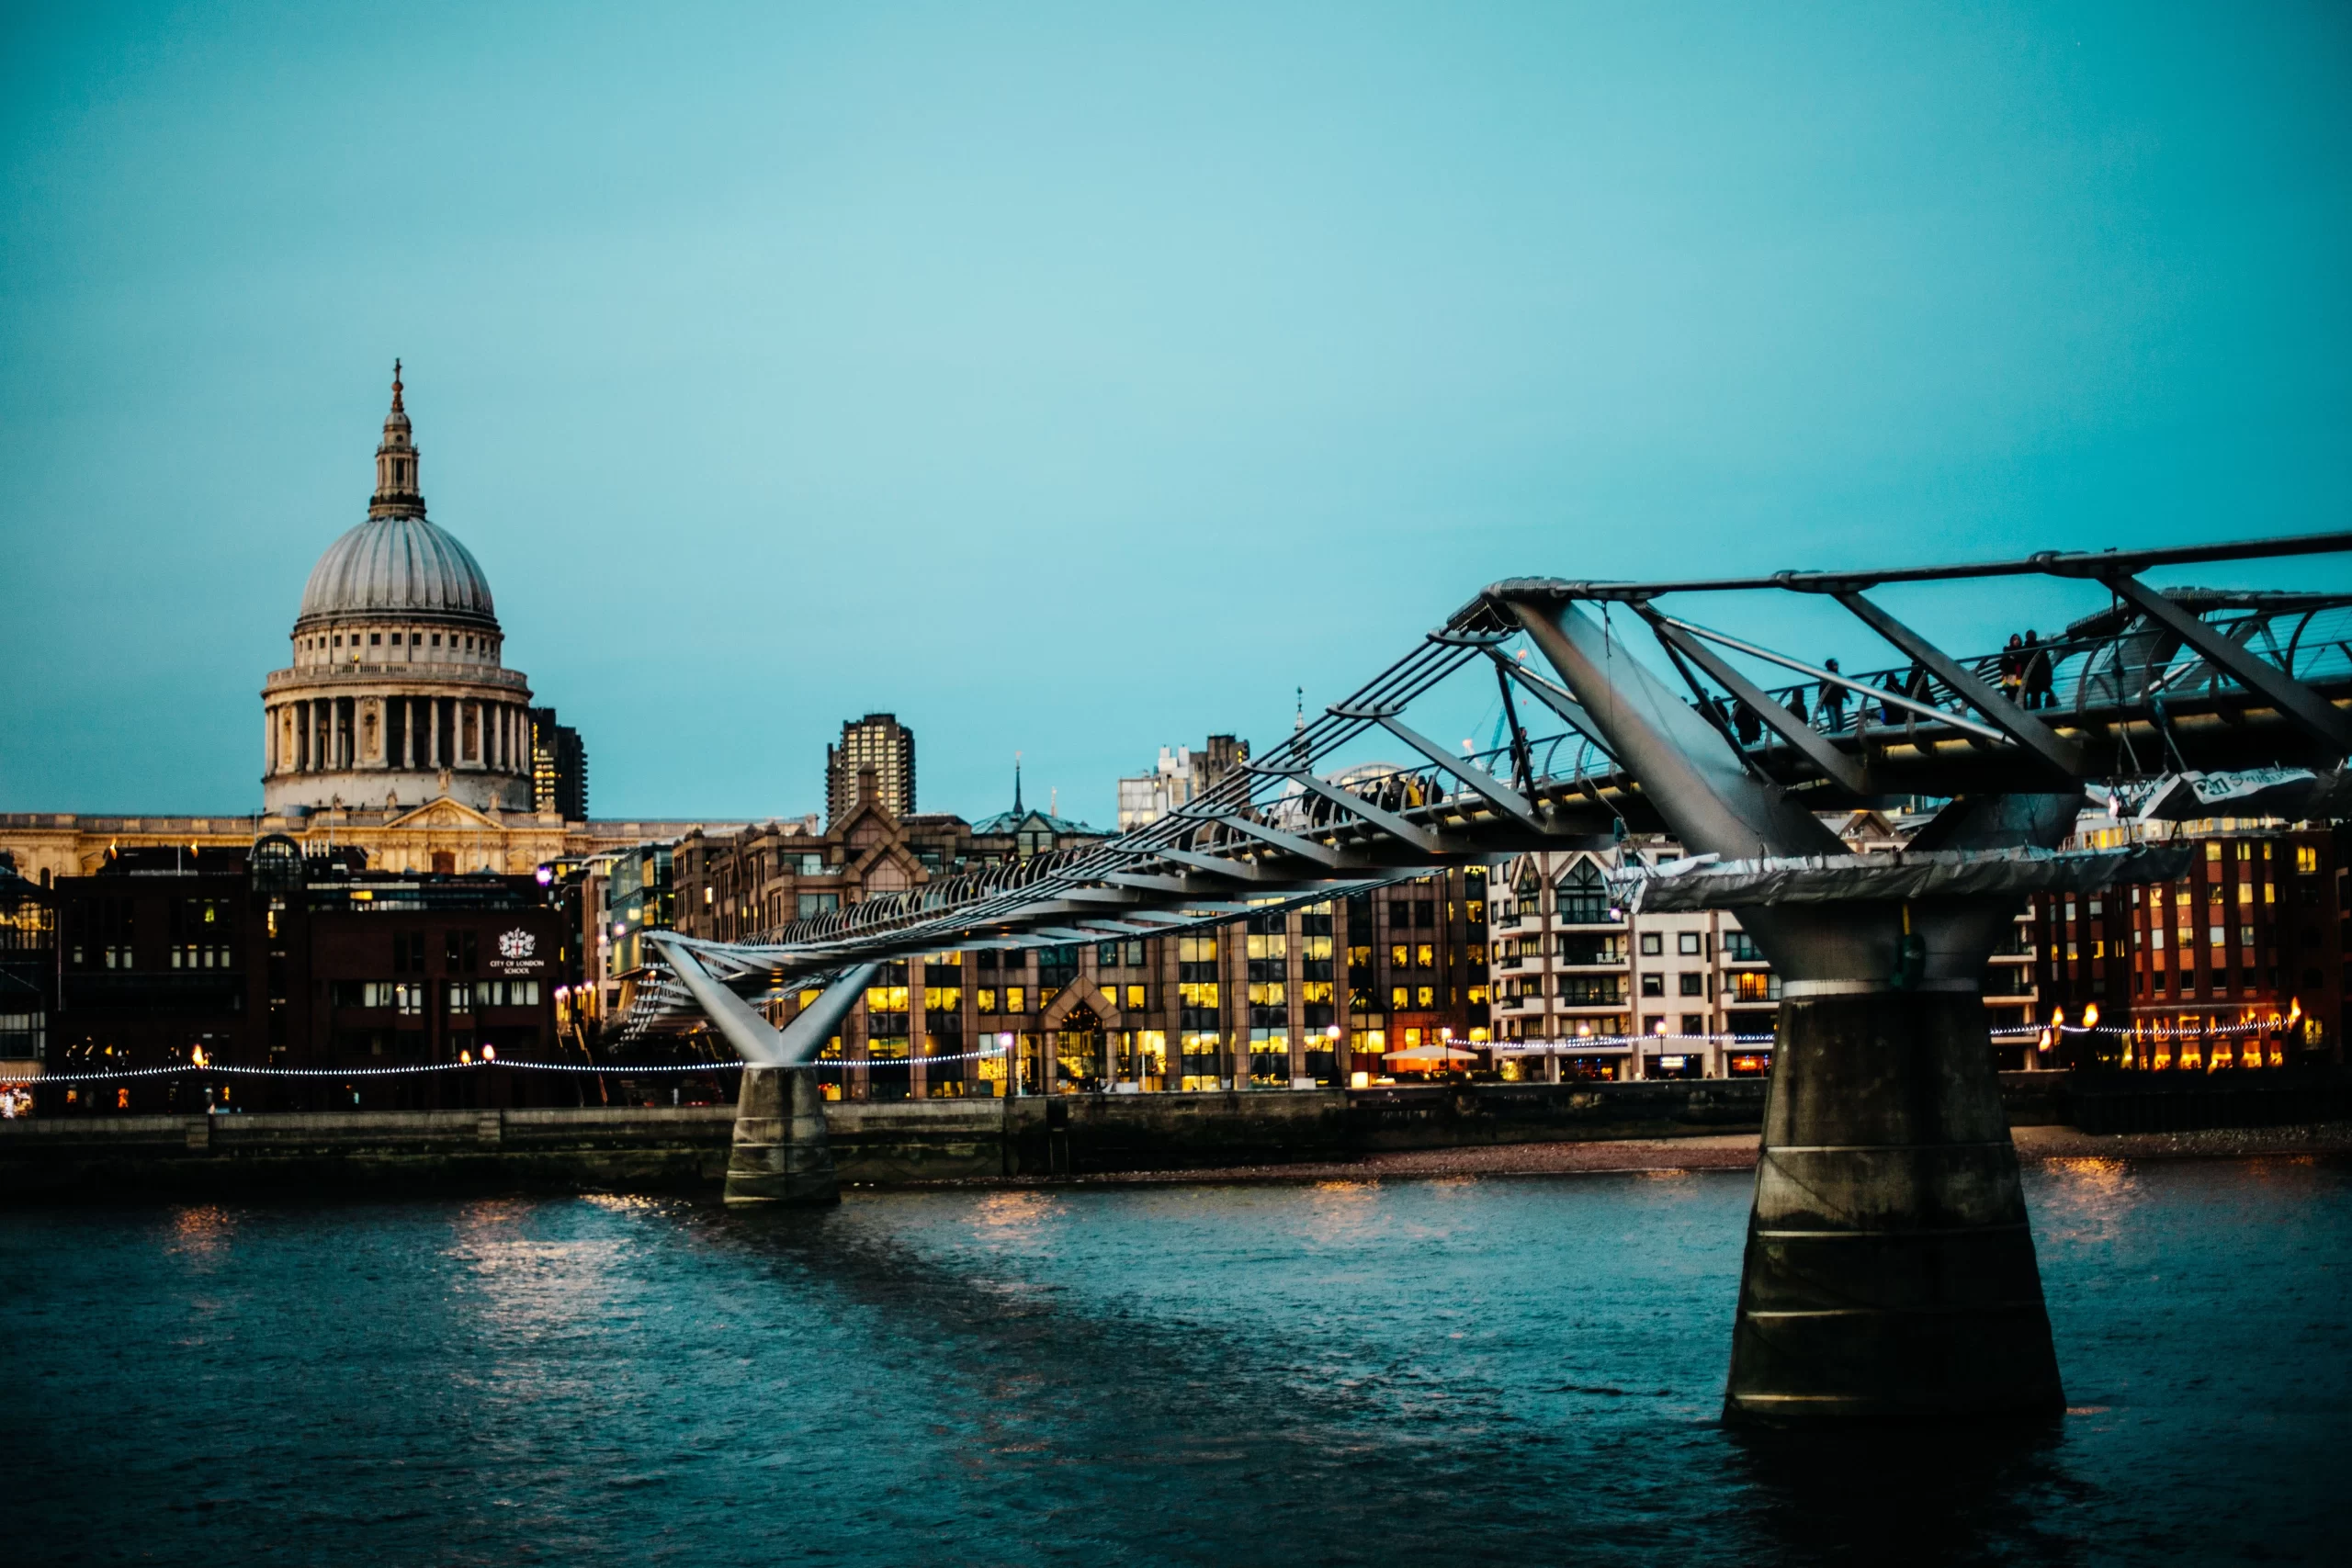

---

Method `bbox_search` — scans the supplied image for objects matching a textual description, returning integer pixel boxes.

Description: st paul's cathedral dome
[261,365,537,817]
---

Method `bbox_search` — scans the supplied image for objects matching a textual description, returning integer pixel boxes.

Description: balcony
[264,663,533,694]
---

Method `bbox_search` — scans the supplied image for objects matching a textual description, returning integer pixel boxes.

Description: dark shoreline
[907,1121,2352,1192]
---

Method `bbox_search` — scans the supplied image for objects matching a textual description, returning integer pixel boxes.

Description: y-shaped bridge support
[654,936,877,1207]
[1508,594,2072,1423]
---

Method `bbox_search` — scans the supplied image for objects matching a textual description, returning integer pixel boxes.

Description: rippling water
[6,1158,2347,1566]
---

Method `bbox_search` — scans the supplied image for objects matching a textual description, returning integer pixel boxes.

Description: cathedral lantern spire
[368,359,425,520]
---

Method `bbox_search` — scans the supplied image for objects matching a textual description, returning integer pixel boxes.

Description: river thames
[7,1157,2347,1566]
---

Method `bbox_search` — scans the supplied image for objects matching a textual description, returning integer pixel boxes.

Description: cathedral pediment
[384,796,503,831]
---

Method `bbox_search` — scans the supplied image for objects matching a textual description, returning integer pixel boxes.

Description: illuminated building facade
[2032,818,2346,1069]
[662,785,1490,1099]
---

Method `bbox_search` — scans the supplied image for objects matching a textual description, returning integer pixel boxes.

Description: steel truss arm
[1197,811,1354,867]
[2102,575,2352,752]
[1331,707,1553,831]
[1498,527,2352,601]
[654,936,876,1068]
[1151,846,1282,881]
[1503,596,1846,863]
[1644,613,1872,793]
[1650,615,2004,739]
[1830,591,2090,778]
[1098,870,1249,897]
[1495,660,1611,746]
[1269,768,1445,854]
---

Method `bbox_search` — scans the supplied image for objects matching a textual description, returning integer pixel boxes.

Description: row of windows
[1499,969,1783,1004]
[329,979,541,1013]
[1498,930,1770,964]
[302,629,494,656]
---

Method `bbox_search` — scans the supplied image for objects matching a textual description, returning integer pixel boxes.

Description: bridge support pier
[725,1066,838,1207]
[649,935,876,1212]
[1724,986,2062,1424]
[1505,593,2113,1426]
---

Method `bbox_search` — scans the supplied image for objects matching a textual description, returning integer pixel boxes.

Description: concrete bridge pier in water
[652,936,876,1208]
[1506,593,2154,1423]
[1705,848,2075,1423]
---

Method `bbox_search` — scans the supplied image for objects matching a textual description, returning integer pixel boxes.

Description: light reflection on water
[6,1158,2347,1566]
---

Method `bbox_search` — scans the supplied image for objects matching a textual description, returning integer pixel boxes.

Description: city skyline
[6,11,2351,1555]
[6,2,2352,824]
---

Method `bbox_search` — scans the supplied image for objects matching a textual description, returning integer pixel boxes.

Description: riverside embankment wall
[0,1071,2335,1197]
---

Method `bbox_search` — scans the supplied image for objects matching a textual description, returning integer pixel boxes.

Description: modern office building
[529,707,589,821]
[826,715,916,826]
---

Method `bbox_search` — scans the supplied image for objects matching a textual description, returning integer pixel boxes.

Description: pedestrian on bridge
[1998,633,2026,701]
[1817,659,1849,732]
[2021,630,2054,709]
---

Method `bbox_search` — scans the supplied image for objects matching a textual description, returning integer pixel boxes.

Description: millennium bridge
[642,529,2352,1426]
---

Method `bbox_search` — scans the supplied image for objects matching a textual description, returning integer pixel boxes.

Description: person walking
[1817,658,1849,732]
[1998,634,2025,703]
[2022,630,2054,710]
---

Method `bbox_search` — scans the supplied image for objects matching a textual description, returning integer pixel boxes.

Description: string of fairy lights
[31,1041,1020,1085]
[27,1016,2297,1086]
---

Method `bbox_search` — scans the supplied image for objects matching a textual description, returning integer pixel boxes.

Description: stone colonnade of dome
[262,662,535,814]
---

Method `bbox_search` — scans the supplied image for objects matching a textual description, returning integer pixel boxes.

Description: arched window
[1556,860,1608,924]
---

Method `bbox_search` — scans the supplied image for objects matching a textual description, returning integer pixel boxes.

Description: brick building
[2031,816,2346,1069]
[37,837,572,1113]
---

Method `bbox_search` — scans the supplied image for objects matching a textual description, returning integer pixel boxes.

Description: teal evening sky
[3,2,2349,821]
